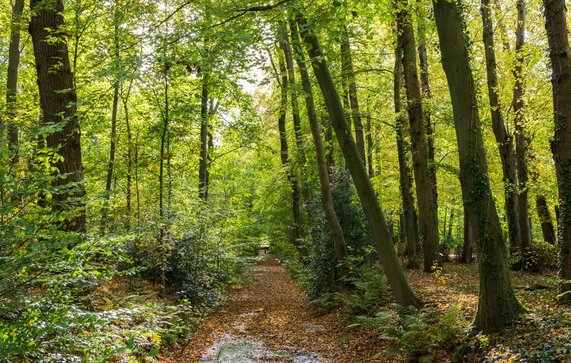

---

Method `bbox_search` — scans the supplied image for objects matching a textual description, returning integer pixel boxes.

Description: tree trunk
[30,0,86,233]
[396,0,440,272]
[6,0,24,166]
[394,40,421,269]
[461,209,474,263]
[276,46,303,256]
[536,195,556,245]
[480,0,521,253]
[433,0,523,332]
[340,28,366,167]
[542,0,571,303]
[512,0,533,254]
[123,85,133,230]
[366,108,375,177]
[298,13,422,308]
[290,21,347,261]
[198,71,209,201]
[416,0,438,215]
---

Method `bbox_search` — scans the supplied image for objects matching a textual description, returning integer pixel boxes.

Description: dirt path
[164,254,387,362]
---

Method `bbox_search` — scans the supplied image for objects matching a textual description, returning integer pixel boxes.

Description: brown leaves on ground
[161,255,390,362]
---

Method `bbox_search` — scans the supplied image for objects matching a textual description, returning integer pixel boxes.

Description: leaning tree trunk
[480,0,521,253]
[297,13,422,308]
[30,0,86,233]
[396,0,440,272]
[433,0,523,332]
[542,0,571,303]
[512,0,533,254]
[536,195,556,245]
[6,0,24,166]
[290,20,347,261]
[394,39,421,269]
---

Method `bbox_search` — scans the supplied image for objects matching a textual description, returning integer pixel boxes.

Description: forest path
[165,253,384,362]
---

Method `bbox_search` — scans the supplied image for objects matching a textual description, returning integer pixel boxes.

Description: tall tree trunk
[6,0,24,166]
[396,0,440,272]
[198,71,209,201]
[536,195,556,245]
[297,13,422,308]
[30,0,86,233]
[480,0,521,253]
[394,40,421,269]
[123,84,133,230]
[512,0,532,254]
[416,0,438,215]
[281,27,307,254]
[159,66,169,238]
[433,0,523,332]
[366,107,375,177]
[340,28,366,167]
[542,0,571,303]
[276,46,304,256]
[290,21,346,261]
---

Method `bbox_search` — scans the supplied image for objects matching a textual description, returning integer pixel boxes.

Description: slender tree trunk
[394,40,421,269]
[433,0,523,332]
[340,28,366,167]
[276,46,303,256]
[290,21,346,261]
[416,0,438,215]
[298,13,422,308]
[6,0,24,166]
[198,71,209,201]
[480,0,521,253]
[30,0,86,233]
[281,28,307,255]
[366,108,375,177]
[396,0,440,272]
[512,0,532,253]
[123,86,133,230]
[536,195,556,245]
[159,67,169,237]
[542,0,571,303]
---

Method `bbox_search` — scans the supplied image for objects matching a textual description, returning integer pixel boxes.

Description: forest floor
[160,253,389,362]
[159,255,571,362]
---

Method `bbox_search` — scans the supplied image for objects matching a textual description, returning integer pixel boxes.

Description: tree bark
[461,207,474,263]
[198,70,209,201]
[290,21,346,261]
[512,0,533,253]
[433,0,523,332]
[340,28,366,167]
[542,0,571,303]
[276,46,304,256]
[394,40,421,269]
[298,13,422,308]
[416,0,438,215]
[6,0,24,166]
[396,0,440,272]
[480,0,521,253]
[536,195,556,245]
[30,0,86,233]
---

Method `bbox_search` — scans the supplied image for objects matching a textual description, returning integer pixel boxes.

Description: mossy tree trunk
[433,0,523,332]
[394,38,420,269]
[479,0,521,253]
[297,13,422,308]
[512,0,533,254]
[396,0,440,272]
[536,195,556,245]
[542,0,571,303]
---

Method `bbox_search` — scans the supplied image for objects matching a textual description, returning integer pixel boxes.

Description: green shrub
[510,240,557,272]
